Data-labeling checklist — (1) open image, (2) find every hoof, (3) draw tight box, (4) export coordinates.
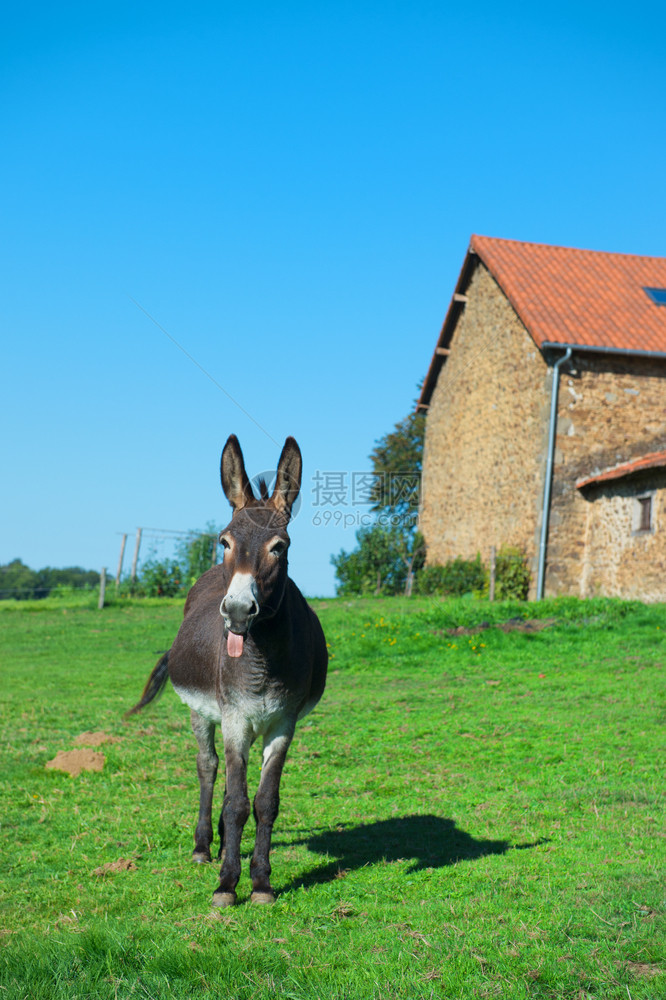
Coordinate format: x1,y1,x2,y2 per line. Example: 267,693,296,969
212,891,236,908
192,850,212,864
250,890,275,905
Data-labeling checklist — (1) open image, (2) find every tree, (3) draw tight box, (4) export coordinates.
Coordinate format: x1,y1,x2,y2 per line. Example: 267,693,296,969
0,559,38,599
368,409,425,518
331,523,407,596
175,522,220,589
0,559,100,600
331,398,426,596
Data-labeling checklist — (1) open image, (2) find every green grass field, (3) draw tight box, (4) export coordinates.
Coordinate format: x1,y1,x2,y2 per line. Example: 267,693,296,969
0,594,664,999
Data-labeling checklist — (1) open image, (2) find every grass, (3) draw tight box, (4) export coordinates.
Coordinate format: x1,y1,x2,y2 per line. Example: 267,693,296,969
0,593,664,998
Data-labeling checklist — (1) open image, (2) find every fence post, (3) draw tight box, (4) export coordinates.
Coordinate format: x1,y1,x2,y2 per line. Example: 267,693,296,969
131,528,142,582
115,533,127,587
489,546,496,602
98,568,107,610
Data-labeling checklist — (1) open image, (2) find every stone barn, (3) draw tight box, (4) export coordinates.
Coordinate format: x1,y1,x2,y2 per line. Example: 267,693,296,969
417,235,666,601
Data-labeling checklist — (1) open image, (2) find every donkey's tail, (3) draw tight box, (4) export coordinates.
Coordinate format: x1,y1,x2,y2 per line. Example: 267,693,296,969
124,651,170,718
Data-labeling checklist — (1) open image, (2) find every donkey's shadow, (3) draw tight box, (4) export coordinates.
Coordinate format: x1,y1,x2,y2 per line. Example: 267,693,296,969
276,814,543,890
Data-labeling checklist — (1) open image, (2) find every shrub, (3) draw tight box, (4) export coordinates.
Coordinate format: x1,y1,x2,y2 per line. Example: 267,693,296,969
495,546,530,600
332,524,402,596
416,555,485,596
138,558,182,598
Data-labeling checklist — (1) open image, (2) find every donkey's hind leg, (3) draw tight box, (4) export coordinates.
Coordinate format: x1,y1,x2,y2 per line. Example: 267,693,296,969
190,710,218,863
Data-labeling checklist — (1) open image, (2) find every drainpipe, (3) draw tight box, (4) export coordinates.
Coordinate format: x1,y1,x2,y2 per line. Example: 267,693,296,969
536,347,572,600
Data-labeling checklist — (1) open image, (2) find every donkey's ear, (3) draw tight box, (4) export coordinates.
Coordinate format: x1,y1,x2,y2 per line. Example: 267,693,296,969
221,435,254,511
271,437,302,520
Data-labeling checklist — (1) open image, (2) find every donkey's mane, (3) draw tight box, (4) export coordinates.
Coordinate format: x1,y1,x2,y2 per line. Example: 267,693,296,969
257,477,270,501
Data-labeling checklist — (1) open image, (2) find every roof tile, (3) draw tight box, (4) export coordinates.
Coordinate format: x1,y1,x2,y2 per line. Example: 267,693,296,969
576,449,666,488
471,235,666,353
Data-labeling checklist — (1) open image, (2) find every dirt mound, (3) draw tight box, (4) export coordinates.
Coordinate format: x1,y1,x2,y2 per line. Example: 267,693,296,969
442,617,558,637
92,858,138,876
496,617,557,634
45,749,105,777
74,731,119,747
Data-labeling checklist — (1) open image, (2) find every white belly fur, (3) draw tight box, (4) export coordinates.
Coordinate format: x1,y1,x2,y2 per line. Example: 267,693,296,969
172,682,294,741
173,683,221,723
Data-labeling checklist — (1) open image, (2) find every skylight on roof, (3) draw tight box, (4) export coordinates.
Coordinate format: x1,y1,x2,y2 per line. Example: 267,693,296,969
643,287,666,306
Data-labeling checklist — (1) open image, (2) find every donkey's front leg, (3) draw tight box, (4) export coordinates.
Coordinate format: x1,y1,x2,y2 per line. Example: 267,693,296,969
212,730,251,908
190,710,218,863
250,725,294,904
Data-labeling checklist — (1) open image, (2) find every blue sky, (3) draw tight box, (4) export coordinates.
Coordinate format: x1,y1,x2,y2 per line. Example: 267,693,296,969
3,1,666,596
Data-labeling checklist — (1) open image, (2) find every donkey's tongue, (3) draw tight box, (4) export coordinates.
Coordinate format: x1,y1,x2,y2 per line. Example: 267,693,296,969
227,631,244,658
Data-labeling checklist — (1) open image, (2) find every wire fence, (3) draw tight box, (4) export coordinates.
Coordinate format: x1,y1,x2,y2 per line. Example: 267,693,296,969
0,527,221,601
0,583,100,600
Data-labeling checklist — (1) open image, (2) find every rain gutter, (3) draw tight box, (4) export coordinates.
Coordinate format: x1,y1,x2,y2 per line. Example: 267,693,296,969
536,347,572,600
541,341,666,361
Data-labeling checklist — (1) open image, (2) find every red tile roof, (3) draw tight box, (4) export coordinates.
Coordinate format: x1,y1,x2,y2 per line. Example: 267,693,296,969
471,235,666,355
576,449,666,489
418,236,666,409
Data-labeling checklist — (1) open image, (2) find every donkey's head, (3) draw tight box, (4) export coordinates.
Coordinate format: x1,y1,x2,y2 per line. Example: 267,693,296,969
218,435,302,657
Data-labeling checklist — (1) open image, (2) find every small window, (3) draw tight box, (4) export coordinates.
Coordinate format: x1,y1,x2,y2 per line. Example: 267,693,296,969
634,494,654,533
643,287,666,306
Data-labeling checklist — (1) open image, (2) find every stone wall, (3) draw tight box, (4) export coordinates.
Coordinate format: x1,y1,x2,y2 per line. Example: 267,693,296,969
547,354,666,599
577,472,666,600
420,261,549,588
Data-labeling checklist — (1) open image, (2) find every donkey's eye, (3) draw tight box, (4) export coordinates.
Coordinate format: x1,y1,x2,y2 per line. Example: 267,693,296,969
220,535,232,550
270,541,286,557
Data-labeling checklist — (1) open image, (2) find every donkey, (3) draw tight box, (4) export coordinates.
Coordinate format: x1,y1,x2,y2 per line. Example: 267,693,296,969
126,435,327,907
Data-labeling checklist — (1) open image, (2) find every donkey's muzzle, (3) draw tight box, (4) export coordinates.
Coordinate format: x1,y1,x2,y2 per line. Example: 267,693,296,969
220,573,260,645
